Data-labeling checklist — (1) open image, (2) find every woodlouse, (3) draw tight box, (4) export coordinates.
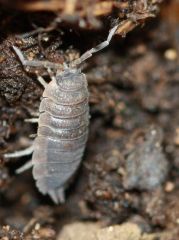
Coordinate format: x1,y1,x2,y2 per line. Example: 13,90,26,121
5,24,119,203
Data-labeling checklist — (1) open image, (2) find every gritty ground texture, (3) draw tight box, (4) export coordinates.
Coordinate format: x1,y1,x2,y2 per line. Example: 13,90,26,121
0,0,179,239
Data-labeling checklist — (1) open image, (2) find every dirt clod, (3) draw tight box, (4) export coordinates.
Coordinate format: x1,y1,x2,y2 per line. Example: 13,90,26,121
124,126,168,190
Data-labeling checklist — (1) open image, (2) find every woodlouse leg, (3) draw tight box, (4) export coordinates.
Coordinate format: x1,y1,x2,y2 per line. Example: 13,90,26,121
4,145,34,158
27,110,40,117
16,160,33,174
37,75,48,88
29,134,37,138
37,67,58,89
12,46,63,70
25,118,39,123
47,68,56,82
70,23,119,67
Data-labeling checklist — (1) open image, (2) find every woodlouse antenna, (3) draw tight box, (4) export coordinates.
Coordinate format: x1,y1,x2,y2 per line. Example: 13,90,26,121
70,23,119,68
12,46,64,70
13,22,119,72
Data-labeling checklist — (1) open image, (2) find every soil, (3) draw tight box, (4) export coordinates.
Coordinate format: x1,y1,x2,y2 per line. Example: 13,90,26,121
0,0,179,239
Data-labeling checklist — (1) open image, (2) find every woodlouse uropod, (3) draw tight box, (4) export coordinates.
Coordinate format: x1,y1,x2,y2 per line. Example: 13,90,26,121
4,23,119,203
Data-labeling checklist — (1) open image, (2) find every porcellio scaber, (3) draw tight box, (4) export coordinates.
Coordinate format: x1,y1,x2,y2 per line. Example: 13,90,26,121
5,24,119,203
33,70,89,203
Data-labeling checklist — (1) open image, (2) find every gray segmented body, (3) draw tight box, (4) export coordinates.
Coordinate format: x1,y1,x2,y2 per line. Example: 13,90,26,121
32,70,89,203
5,23,119,203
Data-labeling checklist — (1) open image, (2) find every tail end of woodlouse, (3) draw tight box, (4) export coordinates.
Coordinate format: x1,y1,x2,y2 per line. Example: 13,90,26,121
48,188,65,204
35,178,65,204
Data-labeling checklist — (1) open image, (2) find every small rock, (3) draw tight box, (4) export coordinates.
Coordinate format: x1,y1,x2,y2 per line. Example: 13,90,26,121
57,222,141,240
124,126,168,190
57,222,99,240
96,223,141,240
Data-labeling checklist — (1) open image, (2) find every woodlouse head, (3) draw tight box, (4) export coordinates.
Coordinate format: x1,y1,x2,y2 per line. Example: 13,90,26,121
56,69,87,91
